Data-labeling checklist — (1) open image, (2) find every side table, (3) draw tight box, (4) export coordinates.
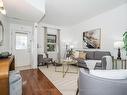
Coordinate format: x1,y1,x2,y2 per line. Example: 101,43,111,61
113,59,126,69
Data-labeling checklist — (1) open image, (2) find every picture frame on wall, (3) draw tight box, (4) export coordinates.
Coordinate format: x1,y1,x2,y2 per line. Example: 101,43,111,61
83,28,101,49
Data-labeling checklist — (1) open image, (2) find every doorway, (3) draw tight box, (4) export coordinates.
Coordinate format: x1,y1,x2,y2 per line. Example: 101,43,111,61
11,26,32,67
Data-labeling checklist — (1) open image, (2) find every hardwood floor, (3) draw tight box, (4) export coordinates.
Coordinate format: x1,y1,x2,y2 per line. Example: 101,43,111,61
20,69,62,95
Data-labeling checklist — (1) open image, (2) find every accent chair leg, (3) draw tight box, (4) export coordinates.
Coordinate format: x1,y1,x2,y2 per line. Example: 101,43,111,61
76,88,79,95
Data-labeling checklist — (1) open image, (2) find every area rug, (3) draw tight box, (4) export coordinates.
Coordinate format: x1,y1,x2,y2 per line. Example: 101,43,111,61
39,65,79,95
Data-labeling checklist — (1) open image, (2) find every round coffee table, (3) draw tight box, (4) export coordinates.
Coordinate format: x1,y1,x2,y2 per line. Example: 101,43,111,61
55,59,78,78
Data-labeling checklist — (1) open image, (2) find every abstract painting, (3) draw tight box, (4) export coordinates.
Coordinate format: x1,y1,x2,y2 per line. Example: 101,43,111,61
83,28,101,49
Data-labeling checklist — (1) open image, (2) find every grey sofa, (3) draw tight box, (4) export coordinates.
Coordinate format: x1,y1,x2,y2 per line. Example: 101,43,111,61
76,51,111,68
79,68,127,95
85,51,111,60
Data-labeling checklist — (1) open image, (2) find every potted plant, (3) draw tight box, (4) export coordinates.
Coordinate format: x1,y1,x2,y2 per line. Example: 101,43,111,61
123,31,127,55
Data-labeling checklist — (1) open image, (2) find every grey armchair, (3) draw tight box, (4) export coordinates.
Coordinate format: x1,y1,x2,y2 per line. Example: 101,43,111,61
38,54,53,68
79,68,127,95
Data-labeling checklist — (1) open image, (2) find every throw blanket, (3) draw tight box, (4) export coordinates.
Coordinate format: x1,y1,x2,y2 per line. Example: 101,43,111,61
84,60,101,70
104,56,112,70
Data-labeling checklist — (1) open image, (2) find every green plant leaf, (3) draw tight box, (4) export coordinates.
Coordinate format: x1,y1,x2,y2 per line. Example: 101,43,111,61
123,31,127,55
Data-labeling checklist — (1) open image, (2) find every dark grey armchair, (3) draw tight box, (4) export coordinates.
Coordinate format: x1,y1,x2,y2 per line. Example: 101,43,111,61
38,54,53,68
79,68,127,95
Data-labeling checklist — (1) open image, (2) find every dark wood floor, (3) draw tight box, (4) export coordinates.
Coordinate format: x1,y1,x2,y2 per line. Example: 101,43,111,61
20,69,62,95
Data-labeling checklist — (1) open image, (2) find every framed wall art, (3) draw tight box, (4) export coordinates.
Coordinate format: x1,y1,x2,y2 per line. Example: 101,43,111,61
83,28,101,49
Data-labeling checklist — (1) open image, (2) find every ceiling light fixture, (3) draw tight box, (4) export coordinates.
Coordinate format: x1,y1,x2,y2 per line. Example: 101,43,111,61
0,0,6,15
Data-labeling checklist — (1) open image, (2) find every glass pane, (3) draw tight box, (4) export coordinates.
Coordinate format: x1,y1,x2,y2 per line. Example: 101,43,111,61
16,33,28,50
47,44,56,52
47,34,56,43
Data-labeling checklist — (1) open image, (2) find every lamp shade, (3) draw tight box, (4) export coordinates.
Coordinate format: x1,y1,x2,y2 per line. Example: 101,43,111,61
114,41,124,49
70,45,74,49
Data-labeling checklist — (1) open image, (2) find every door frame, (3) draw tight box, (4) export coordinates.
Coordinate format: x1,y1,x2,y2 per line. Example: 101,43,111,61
10,24,32,67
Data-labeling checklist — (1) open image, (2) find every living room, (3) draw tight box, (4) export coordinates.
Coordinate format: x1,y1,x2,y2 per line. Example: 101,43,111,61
0,0,127,95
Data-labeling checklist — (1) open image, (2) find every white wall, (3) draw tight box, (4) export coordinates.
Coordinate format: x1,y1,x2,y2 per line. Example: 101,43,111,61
65,3,127,59
60,27,80,58
37,3,127,60
37,27,44,54
0,14,10,52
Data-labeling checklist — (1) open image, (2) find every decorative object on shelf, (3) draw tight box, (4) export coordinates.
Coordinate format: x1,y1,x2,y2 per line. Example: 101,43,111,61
123,31,127,55
83,28,101,49
114,41,124,59
0,52,11,58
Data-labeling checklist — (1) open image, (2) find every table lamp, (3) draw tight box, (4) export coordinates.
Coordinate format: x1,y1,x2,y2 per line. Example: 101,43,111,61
114,41,124,59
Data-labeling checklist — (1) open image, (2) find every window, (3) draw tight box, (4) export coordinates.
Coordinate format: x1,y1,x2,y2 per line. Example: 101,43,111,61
16,33,28,50
47,34,56,52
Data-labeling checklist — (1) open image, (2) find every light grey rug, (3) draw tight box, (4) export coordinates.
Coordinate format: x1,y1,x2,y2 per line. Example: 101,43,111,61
39,65,79,95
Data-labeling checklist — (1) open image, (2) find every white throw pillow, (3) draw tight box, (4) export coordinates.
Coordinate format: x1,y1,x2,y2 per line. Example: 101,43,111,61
90,70,127,79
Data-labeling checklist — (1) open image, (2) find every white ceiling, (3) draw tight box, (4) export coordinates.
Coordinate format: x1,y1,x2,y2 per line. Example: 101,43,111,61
43,0,127,26
2,0,127,26
3,0,45,22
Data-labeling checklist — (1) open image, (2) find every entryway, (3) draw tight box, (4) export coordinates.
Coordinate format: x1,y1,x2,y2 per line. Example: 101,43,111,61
11,24,32,67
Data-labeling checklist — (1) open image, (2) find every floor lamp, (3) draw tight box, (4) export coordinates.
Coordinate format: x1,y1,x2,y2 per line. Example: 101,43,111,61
114,41,124,59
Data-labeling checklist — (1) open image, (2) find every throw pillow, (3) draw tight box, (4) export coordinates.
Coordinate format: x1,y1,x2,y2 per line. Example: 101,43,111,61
73,51,79,58
79,52,86,60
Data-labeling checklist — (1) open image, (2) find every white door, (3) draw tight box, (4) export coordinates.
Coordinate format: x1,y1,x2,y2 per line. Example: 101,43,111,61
12,31,32,67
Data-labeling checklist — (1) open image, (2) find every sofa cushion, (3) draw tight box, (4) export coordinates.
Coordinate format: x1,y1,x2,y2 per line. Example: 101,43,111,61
85,51,94,60
94,51,111,60
90,70,127,79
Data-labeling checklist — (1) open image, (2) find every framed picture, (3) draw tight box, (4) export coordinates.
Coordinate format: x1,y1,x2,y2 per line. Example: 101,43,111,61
83,28,101,49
